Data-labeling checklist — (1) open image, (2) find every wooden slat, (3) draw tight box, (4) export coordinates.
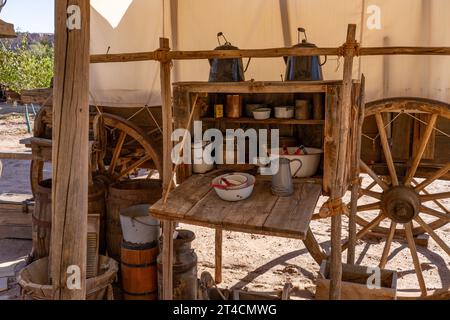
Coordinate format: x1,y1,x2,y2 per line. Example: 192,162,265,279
0,152,33,161
404,113,438,185
264,183,322,238
151,170,226,220
173,81,332,94
413,114,436,161
90,46,450,65
391,114,413,161
220,182,279,233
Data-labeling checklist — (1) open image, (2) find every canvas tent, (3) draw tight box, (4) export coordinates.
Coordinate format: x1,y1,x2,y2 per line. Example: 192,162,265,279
89,0,450,108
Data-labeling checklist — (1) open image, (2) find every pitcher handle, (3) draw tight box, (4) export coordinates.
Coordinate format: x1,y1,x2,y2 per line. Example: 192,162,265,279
290,159,303,177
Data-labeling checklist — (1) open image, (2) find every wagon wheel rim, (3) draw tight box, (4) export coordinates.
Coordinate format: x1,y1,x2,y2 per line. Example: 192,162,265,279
93,113,163,183
348,98,450,298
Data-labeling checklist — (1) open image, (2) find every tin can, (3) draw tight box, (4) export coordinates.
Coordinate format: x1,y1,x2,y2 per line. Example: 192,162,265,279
226,95,242,118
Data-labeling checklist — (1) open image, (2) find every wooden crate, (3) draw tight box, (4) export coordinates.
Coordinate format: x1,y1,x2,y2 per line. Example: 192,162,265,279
316,261,397,300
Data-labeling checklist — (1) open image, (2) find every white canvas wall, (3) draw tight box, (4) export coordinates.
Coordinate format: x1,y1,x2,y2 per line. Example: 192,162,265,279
89,0,450,107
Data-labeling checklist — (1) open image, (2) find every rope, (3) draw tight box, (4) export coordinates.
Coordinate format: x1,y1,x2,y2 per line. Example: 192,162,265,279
406,113,450,139
319,198,349,218
338,41,361,57
362,111,450,143
361,112,403,143
145,106,163,134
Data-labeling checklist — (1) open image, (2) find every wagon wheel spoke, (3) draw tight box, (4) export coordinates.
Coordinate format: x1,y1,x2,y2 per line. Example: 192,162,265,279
108,131,127,175
358,180,378,200
356,201,381,212
359,160,389,191
342,213,384,251
420,205,450,222
420,192,450,202
404,114,439,186
412,178,450,214
415,216,450,256
415,163,450,192
117,154,153,180
379,221,397,269
359,188,382,200
405,223,428,297
375,113,399,186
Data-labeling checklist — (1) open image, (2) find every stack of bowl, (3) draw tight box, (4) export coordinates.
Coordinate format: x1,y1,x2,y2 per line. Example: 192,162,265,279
211,173,256,202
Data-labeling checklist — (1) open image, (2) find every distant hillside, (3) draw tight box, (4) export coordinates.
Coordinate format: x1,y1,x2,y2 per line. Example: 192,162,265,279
1,32,54,49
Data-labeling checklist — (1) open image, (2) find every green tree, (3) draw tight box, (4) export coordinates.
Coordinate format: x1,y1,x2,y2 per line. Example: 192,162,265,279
0,34,54,94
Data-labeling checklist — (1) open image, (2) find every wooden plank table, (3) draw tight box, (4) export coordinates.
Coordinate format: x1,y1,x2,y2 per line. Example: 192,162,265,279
150,169,322,240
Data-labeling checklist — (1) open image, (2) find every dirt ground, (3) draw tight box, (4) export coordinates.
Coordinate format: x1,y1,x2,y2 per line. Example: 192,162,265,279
0,104,448,299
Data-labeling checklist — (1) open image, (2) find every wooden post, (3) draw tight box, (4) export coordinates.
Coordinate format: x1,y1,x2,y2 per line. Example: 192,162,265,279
347,75,366,265
329,24,357,300
215,229,223,284
159,37,175,300
50,0,90,300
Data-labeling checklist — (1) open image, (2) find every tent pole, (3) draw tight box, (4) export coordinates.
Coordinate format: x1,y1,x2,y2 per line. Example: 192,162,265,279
51,0,90,300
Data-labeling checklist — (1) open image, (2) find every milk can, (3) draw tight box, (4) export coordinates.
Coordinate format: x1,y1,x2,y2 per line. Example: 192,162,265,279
157,230,198,300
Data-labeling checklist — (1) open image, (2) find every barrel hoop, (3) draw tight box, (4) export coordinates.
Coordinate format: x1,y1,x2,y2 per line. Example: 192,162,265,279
121,261,157,268
122,289,157,297
121,241,158,251
32,215,51,229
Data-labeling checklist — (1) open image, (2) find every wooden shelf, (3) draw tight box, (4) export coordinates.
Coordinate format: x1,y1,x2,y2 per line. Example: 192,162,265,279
173,80,343,93
201,117,325,125
150,169,322,240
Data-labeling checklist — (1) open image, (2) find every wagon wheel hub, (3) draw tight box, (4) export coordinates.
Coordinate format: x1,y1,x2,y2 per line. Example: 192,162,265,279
381,186,420,224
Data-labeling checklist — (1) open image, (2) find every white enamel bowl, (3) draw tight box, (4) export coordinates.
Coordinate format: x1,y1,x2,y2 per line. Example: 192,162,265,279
212,173,256,202
271,147,323,178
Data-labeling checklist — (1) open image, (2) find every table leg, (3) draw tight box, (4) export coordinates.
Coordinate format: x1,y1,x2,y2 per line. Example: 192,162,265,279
215,228,223,284
302,227,326,265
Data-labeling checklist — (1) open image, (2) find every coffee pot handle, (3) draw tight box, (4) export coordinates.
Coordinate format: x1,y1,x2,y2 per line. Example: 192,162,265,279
289,159,303,177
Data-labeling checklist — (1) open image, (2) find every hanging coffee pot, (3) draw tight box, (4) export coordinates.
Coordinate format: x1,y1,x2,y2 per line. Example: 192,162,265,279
284,28,327,81
209,32,247,82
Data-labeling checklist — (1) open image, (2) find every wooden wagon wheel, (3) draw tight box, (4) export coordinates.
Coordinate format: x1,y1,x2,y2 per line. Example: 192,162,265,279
347,97,450,298
93,113,163,183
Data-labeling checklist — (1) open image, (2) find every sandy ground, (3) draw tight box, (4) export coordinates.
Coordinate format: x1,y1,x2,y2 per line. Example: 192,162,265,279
0,104,448,299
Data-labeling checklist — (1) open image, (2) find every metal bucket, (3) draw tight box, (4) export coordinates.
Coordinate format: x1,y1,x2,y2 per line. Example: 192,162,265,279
120,204,160,245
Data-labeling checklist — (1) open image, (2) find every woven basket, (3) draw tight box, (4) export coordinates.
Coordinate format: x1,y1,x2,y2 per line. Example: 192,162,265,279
17,255,118,300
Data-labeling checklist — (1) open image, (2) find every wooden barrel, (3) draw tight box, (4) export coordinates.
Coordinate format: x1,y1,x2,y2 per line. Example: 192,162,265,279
31,178,106,261
106,179,162,261
121,242,158,300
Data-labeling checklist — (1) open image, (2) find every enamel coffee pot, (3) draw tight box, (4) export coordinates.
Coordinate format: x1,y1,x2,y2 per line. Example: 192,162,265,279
271,158,303,197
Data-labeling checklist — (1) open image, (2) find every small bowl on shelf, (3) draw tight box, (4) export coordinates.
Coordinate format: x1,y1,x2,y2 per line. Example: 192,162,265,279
274,106,294,119
245,104,265,117
253,108,272,120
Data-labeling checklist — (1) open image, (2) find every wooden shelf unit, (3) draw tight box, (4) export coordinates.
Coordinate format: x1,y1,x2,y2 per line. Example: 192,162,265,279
172,80,362,197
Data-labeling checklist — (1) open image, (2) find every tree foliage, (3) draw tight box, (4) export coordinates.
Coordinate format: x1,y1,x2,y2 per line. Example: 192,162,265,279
0,34,54,93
